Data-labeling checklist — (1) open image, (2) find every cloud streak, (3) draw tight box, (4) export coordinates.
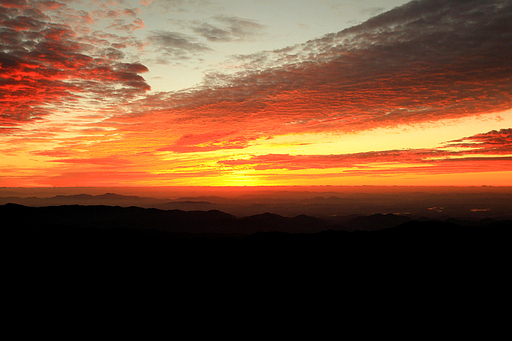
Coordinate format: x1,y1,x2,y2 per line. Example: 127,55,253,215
218,128,512,175
147,30,211,61
191,15,266,42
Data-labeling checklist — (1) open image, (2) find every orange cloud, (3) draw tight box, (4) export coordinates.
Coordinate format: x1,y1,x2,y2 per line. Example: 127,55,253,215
0,0,150,128
2,0,512,187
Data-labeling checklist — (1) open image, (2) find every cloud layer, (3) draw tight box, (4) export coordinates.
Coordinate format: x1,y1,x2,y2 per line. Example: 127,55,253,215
1,0,511,186
147,30,211,61
0,0,150,129
131,0,512,155
191,15,266,42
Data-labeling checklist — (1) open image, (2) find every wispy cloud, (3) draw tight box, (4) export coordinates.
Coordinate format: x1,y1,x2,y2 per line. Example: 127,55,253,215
158,130,258,153
445,129,512,155
107,17,145,32
218,129,512,175
191,15,266,42
147,30,212,61
147,0,214,13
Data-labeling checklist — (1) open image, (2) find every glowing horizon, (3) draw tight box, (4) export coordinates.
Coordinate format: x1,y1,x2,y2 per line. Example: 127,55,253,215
1,0,511,187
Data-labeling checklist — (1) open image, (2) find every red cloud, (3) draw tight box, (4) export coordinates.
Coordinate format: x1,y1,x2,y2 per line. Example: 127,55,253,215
158,131,258,153
0,1,150,128
445,129,512,154
49,156,132,166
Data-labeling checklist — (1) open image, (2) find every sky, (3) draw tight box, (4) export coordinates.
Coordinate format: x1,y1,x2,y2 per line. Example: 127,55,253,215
1,0,512,187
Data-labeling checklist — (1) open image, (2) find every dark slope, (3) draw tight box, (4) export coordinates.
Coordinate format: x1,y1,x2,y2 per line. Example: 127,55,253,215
4,203,510,258
4,203,511,236
0,193,168,207
3,203,238,234
4,203,510,314
343,213,414,231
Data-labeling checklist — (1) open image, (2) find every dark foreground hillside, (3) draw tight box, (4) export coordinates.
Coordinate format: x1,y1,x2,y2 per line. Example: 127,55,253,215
4,203,511,268
3,203,511,324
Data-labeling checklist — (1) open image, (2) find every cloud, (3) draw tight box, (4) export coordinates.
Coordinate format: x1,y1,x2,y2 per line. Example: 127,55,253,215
445,128,512,155
89,30,147,50
158,130,257,153
0,0,150,128
107,17,145,32
49,156,131,166
191,15,266,42
147,30,212,61
135,0,512,139
145,0,213,13
218,150,439,171
217,128,512,175
3,0,512,186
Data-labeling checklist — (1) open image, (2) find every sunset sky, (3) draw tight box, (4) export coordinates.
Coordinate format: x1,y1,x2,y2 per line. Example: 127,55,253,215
1,0,511,187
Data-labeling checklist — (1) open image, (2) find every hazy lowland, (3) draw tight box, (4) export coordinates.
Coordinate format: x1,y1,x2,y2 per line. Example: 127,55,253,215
3,186,511,244
2,186,512,221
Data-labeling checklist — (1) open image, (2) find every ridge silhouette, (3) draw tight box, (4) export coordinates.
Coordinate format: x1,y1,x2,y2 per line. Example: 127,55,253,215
4,202,510,309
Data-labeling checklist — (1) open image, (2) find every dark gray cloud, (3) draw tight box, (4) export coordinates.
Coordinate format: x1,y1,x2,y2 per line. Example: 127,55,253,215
144,0,214,13
147,30,212,61
144,0,512,135
191,22,232,42
446,129,512,154
191,15,265,42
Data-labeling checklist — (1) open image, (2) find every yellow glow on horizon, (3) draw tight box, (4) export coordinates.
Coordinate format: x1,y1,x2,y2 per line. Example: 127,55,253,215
240,110,512,156
246,170,512,187
2,108,511,188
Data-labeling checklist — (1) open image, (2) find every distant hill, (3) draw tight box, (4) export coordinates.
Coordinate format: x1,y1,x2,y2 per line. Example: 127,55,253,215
3,189,512,219
0,193,168,207
343,213,414,231
2,203,239,234
3,203,511,235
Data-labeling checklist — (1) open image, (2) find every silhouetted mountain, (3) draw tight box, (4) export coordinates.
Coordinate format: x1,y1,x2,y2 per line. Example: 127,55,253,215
4,203,511,299
4,202,510,238
0,193,168,207
344,213,414,231
2,203,239,234
3,187,512,219
155,200,217,211
235,212,336,234
3,204,341,236
3,188,511,314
